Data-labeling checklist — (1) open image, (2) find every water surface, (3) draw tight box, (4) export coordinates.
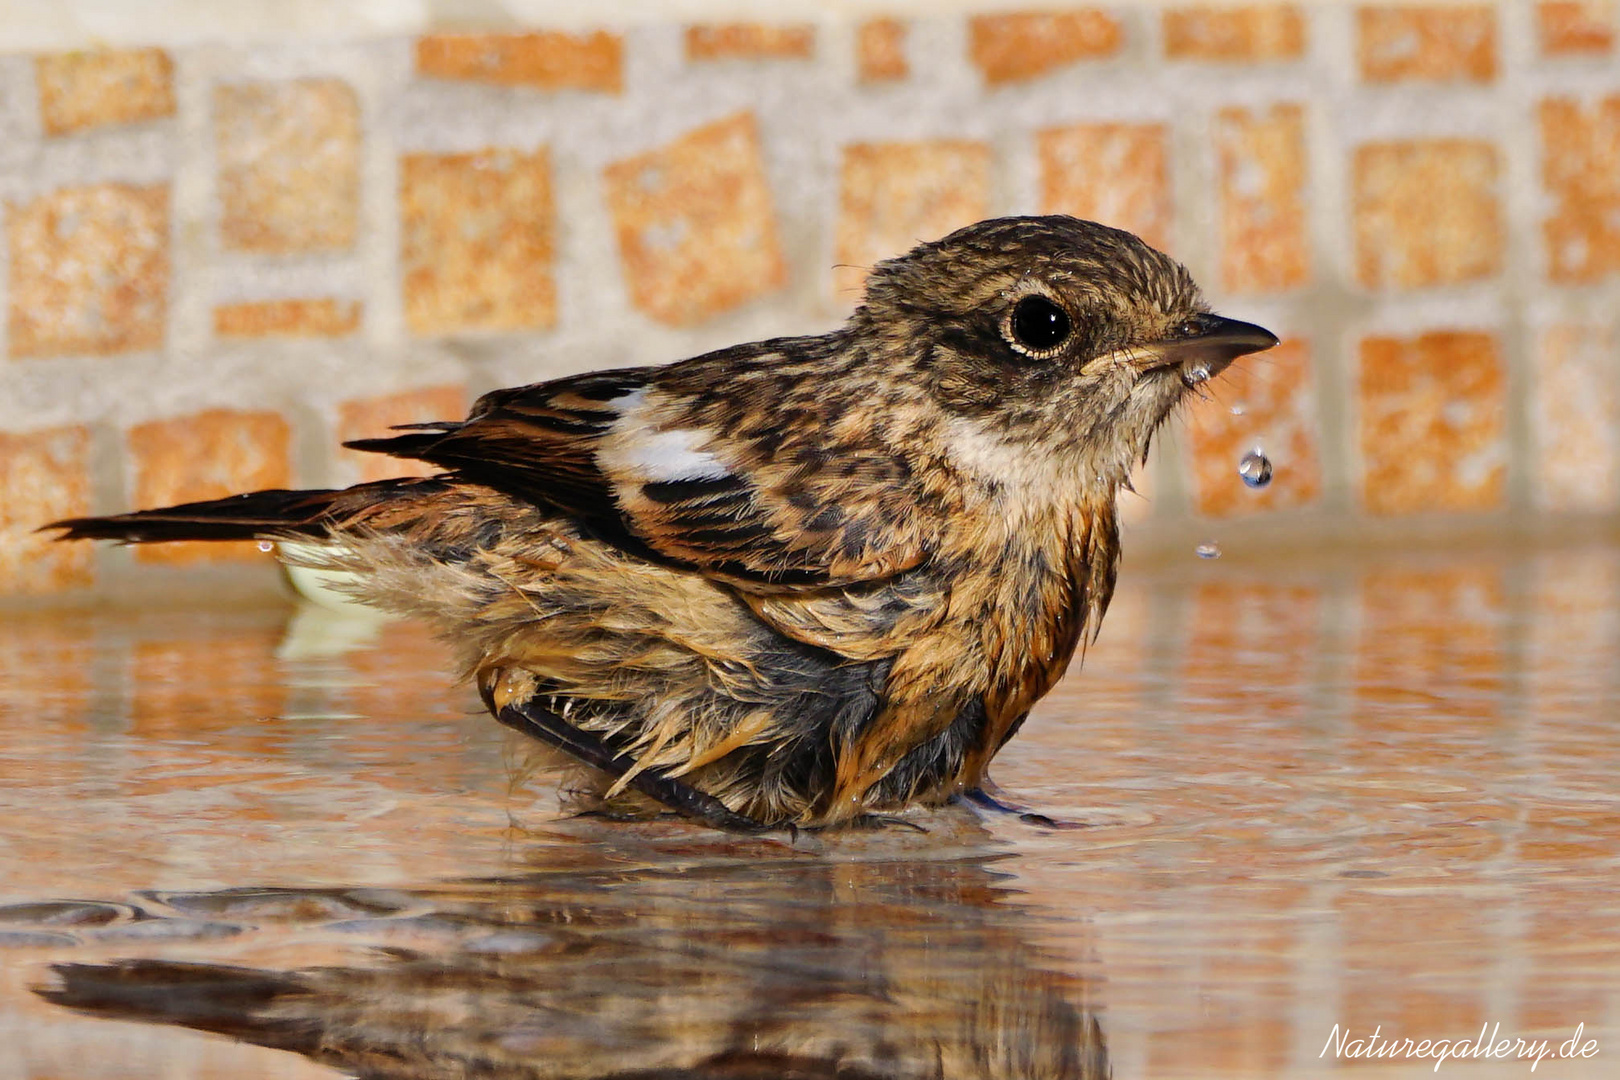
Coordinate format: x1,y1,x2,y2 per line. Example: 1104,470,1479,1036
2,542,1616,1078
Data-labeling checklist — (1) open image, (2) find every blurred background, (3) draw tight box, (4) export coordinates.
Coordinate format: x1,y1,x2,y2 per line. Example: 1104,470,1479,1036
1,0,1617,603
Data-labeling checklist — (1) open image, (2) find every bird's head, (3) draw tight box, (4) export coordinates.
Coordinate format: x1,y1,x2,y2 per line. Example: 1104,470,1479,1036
854,215,1278,494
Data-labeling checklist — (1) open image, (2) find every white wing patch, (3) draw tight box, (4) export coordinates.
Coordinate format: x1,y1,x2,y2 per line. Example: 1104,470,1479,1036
597,387,735,484
604,385,648,413
609,428,731,481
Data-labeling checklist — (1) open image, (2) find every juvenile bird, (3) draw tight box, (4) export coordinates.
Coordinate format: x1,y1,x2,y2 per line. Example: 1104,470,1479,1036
49,216,1277,831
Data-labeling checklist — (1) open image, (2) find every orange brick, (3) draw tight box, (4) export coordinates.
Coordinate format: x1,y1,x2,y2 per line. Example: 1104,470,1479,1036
1358,5,1497,82
1538,1,1616,55
1356,331,1506,515
401,148,556,336
834,140,992,300
685,24,816,61
216,79,361,255
1533,326,1618,512
0,614,94,727
1353,140,1502,289
131,629,285,740
603,113,786,327
969,11,1123,85
1163,5,1306,61
6,183,169,358
1186,340,1320,517
1353,564,1506,721
1541,96,1620,284
337,385,468,483
1038,123,1171,253
1184,581,1321,726
128,409,291,565
0,426,92,594
415,31,624,91
214,298,361,339
1350,558,1508,808
34,48,175,135
1216,104,1309,293
857,18,909,81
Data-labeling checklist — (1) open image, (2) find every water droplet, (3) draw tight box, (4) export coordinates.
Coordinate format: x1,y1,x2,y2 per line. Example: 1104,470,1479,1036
1230,401,1247,416
1195,541,1222,560
257,540,274,553
1238,449,1273,489
1185,363,1212,385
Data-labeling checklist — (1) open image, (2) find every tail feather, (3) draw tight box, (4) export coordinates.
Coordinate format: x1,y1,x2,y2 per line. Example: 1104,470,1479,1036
341,431,448,461
44,488,343,545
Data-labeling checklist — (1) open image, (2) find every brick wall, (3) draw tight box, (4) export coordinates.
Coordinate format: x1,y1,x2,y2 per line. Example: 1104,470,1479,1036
2,2,1618,601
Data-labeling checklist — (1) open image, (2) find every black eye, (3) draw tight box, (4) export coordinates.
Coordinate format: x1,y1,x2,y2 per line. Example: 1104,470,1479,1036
1009,295,1071,354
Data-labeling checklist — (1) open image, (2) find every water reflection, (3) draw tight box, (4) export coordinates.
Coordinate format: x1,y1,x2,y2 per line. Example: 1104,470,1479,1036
37,838,1109,1079
7,541,1620,1077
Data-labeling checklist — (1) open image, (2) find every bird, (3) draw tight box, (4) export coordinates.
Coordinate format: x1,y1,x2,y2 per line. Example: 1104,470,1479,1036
47,215,1278,832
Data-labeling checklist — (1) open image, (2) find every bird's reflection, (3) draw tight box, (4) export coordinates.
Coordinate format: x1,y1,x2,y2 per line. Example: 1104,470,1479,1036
36,827,1108,1079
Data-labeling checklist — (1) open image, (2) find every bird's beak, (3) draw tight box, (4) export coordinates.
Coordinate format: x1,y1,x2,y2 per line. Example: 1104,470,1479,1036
1144,314,1280,384
1082,315,1280,381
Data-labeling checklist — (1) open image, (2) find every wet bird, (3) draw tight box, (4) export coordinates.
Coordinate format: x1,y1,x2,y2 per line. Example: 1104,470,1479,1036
48,216,1277,831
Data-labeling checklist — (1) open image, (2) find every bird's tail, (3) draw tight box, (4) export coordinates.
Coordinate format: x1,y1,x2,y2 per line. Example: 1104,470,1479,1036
45,488,342,545
42,478,452,547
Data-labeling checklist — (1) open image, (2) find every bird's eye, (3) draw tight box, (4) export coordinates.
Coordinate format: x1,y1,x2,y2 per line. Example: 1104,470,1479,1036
1008,295,1072,355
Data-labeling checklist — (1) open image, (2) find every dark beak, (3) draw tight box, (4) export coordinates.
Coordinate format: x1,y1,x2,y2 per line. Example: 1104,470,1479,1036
1150,314,1279,383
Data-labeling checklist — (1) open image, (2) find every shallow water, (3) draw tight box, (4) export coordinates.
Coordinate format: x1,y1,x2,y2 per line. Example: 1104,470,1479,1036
1,541,1617,1078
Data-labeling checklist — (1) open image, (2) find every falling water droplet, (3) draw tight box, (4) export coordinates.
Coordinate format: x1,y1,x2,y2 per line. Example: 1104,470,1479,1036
1230,401,1247,416
1195,541,1221,560
1238,449,1273,489
257,540,274,553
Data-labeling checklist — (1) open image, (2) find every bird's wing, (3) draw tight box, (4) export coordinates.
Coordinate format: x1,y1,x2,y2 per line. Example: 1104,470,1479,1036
344,368,928,592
